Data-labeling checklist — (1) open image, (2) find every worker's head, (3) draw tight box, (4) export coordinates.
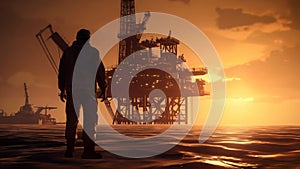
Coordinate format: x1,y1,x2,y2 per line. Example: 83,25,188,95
76,29,90,42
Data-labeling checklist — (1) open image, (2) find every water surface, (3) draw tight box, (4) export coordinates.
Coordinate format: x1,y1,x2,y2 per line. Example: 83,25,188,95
0,124,299,169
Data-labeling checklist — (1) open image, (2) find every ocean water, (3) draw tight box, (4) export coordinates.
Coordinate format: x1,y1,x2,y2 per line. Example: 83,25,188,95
0,124,299,169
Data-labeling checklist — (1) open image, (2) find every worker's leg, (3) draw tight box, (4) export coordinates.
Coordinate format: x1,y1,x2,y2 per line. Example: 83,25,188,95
82,130,95,152
65,92,79,157
81,92,101,159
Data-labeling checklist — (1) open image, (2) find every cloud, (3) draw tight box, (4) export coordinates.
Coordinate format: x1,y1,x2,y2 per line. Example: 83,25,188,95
227,97,254,103
225,44,300,102
286,0,300,29
6,72,36,87
0,3,80,81
223,77,241,82
254,96,286,103
0,5,48,77
216,8,276,29
6,72,51,89
168,0,190,4
245,30,300,46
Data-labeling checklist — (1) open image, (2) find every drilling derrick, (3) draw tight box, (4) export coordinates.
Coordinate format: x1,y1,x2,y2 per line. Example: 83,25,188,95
118,0,136,63
118,0,150,63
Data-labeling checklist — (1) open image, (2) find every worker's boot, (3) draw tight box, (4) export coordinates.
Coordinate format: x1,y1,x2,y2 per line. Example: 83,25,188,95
81,150,102,159
81,132,102,159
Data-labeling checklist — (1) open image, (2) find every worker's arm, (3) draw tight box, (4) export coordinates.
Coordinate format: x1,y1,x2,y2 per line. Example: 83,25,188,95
58,53,66,102
96,61,107,101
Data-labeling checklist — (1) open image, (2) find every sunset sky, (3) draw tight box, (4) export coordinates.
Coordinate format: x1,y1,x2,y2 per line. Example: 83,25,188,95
0,0,299,125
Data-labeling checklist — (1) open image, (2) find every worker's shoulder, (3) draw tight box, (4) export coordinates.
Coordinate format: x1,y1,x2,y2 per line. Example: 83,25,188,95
63,43,99,57
86,45,99,54
63,46,76,55
81,46,99,58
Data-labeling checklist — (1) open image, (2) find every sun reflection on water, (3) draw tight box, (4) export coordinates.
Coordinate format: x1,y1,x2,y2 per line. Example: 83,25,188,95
180,151,259,168
215,140,268,145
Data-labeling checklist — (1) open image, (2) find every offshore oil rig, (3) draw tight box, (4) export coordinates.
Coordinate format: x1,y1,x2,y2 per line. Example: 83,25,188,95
36,0,208,125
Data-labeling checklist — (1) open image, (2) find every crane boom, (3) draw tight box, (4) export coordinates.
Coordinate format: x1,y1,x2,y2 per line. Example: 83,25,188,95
36,24,69,75
136,11,151,41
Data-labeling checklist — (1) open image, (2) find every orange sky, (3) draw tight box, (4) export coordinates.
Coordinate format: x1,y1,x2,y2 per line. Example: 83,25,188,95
0,0,299,125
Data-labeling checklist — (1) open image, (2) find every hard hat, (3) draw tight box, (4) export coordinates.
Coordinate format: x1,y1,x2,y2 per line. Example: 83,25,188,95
76,29,90,41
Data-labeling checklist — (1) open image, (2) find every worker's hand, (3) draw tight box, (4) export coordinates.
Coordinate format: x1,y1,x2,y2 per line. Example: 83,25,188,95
100,87,106,102
59,92,65,103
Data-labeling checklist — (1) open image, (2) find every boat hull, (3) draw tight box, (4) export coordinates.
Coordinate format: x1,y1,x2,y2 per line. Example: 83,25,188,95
0,116,55,125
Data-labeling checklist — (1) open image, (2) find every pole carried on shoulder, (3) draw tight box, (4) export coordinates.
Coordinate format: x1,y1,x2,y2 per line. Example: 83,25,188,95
36,24,69,75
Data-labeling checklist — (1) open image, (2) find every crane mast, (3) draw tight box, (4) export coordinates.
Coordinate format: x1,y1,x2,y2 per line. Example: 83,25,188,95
24,83,29,106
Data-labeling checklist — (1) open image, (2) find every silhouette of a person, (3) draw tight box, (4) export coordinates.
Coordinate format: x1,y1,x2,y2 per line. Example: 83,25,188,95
58,29,106,159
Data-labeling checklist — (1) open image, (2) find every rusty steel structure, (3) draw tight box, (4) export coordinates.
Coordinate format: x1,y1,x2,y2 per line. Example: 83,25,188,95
106,0,208,124
36,0,209,125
